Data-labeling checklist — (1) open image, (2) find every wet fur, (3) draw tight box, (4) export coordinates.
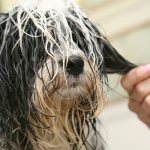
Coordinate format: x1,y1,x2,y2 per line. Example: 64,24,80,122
0,2,135,150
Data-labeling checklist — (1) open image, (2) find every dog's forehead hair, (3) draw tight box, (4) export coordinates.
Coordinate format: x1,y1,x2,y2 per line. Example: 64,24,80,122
0,3,104,64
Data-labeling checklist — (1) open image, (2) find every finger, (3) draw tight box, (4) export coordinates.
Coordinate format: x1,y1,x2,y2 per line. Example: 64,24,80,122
121,64,150,93
140,95,150,116
128,99,140,113
138,111,150,128
130,77,150,102
137,95,150,128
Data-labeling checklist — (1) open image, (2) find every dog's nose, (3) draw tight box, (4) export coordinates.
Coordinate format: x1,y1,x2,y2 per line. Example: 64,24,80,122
66,55,84,76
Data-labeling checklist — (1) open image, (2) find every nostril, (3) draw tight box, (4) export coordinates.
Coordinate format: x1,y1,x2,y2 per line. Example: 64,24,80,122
66,55,84,76
67,56,84,68
59,59,63,67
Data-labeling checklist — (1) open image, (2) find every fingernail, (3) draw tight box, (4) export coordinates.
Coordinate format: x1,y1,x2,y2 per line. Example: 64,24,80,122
144,64,150,73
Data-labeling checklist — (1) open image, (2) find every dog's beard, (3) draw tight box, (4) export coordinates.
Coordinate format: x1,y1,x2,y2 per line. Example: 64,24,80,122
28,56,104,149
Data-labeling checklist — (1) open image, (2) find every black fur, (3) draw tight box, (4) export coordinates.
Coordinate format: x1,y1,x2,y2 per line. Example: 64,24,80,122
0,7,135,150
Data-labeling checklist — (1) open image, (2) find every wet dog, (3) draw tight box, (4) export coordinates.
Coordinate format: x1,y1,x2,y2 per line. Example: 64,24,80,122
0,0,135,149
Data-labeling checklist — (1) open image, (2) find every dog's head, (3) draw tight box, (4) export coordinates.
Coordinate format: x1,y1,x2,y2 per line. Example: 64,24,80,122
0,0,135,149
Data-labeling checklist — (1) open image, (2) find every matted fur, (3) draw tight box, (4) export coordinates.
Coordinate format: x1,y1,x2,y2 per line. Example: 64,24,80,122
0,0,136,149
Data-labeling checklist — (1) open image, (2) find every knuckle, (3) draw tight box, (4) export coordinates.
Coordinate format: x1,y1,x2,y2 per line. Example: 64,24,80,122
128,100,140,113
134,84,144,95
128,102,132,111
138,112,150,127
138,112,145,122
133,69,141,78
138,113,145,122
128,101,135,112
121,76,129,91
143,95,150,108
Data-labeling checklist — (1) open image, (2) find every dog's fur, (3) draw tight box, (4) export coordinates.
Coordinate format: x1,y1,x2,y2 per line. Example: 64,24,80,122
0,0,136,149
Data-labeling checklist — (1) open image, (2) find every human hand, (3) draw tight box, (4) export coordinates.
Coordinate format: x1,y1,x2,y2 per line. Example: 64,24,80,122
121,64,150,127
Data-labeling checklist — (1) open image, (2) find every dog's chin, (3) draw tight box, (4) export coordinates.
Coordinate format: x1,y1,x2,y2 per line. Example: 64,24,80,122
54,84,87,100
69,81,79,88
54,74,94,99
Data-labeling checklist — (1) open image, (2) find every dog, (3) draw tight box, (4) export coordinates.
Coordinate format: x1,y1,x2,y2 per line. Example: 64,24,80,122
0,0,136,149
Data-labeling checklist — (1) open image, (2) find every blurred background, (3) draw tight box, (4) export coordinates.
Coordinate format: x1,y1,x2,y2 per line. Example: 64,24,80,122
0,0,150,150
77,1,150,150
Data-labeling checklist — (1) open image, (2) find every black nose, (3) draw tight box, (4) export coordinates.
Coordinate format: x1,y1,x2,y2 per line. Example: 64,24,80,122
65,55,84,76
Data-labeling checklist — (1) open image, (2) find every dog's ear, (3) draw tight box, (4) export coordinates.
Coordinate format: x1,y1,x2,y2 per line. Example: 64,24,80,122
78,17,136,75
0,14,6,46
102,39,136,74
0,12,39,148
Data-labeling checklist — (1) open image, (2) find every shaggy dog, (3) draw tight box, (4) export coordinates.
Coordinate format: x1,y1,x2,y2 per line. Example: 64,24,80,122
0,0,135,149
